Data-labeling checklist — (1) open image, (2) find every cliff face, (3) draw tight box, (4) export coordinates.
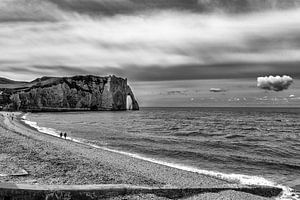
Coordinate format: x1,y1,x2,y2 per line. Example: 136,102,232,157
0,75,139,111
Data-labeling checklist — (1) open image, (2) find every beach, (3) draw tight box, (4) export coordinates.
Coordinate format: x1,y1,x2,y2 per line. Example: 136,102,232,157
0,112,281,199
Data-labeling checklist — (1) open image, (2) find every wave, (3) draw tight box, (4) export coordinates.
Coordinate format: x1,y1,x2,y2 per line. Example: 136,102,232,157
21,113,82,144
20,113,299,200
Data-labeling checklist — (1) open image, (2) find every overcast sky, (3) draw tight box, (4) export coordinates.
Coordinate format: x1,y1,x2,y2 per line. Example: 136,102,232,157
1,0,300,106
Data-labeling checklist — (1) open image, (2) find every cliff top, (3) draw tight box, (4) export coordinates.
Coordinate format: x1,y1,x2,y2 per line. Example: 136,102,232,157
0,75,121,91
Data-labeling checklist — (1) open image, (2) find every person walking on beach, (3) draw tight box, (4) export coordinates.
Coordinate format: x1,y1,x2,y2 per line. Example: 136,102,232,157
64,132,67,139
60,132,63,138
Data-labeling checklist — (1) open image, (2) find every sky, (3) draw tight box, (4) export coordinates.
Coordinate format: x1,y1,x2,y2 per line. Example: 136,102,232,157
1,0,300,107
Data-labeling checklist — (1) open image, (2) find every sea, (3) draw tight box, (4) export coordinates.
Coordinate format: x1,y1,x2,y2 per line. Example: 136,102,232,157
22,107,300,199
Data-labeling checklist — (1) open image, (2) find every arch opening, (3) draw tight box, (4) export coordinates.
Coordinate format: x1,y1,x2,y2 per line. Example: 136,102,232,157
126,95,133,110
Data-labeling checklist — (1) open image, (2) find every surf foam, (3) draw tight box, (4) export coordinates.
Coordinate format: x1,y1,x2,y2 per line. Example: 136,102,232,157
20,113,299,200
21,113,82,143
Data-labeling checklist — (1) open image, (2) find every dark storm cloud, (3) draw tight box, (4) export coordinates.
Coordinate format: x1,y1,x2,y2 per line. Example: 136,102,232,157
45,0,300,15
44,0,200,16
6,61,300,82
46,0,198,15
46,0,135,15
2,1,300,81
1,0,300,24
120,62,300,81
3,0,300,23
0,0,65,23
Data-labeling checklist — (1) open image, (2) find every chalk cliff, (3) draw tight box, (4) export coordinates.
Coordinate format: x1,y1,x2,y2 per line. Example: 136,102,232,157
0,75,139,111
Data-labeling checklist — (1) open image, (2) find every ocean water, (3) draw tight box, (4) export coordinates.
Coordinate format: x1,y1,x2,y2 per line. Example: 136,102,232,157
23,107,300,199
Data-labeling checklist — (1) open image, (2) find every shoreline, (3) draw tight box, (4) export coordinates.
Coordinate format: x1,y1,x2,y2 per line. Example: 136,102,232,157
0,111,284,199
19,113,276,186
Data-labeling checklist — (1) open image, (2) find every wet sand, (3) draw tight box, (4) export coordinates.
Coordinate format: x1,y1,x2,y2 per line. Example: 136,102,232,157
0,112,279,199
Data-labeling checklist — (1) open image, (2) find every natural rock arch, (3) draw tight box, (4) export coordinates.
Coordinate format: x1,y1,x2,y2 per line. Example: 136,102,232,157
126,95,133,110
126,85,139,110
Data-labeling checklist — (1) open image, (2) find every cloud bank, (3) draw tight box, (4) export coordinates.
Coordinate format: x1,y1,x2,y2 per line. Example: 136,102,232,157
1,0,300,81
257,75,293,91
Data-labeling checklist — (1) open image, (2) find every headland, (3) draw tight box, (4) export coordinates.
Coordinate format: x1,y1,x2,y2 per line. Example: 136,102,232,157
0,75,139,112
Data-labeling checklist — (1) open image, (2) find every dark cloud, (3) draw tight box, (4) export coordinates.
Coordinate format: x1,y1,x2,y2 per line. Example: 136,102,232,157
4,61,300,82
200,0,300,13
1,0,300,23
2,0,300,82
0,0,63,23
46,0,135,15
46,0,199,15
116,62,300,81
46,0,300,15
44,0,203,16
2,0,294,20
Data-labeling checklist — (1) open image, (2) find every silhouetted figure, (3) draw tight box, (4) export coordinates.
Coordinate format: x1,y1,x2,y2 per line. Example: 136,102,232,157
60,132,63,138
64,132,67,139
